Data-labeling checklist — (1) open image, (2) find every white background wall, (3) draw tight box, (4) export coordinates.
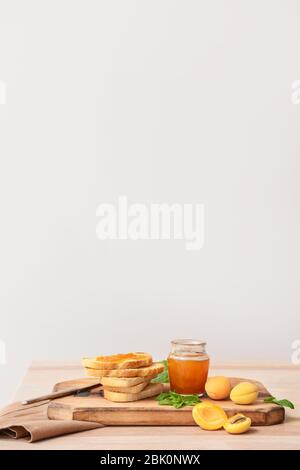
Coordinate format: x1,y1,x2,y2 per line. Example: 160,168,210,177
1,0,300,406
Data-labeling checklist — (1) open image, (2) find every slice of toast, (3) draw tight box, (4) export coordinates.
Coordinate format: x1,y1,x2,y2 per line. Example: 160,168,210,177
103,382,164,402
103,380,150,394
101,376,150,387
85,362,164,378
82,352,152,370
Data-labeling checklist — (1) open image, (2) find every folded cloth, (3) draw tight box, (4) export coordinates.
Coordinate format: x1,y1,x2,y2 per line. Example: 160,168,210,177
0,400,103,442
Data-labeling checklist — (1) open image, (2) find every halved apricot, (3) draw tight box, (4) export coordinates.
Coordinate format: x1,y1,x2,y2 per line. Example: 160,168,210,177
223,413,251,434
192,402,228,430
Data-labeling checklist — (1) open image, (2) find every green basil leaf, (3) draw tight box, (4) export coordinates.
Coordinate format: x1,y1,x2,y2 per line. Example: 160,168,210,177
156,391,201,409
264,396,295,409
263,396,275,402
152,360,169,383
273,399,295,409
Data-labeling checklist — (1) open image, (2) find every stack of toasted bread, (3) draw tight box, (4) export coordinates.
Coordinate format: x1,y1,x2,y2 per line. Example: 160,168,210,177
82,353,164,402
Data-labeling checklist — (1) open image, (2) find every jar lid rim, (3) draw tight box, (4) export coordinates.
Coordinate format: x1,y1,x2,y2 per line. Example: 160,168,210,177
171,339,206,346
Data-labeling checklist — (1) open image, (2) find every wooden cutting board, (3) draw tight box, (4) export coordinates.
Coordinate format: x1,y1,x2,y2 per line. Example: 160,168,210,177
47,377,285,426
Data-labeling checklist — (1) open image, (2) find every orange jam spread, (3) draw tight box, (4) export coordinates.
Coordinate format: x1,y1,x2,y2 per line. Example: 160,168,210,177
168,354,209,395
95,353,147,362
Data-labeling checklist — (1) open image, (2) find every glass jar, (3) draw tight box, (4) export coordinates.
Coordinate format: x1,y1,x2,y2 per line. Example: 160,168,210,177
168,339,210,395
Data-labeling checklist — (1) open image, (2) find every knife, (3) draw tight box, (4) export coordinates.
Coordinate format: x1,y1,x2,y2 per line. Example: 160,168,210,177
21,381,101,405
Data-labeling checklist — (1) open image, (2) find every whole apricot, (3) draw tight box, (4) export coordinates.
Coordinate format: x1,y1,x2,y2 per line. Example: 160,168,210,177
230,381,258,405
205,376,231,400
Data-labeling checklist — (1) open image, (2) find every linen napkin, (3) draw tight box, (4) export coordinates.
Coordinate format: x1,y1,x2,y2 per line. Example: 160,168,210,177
0,400,103,442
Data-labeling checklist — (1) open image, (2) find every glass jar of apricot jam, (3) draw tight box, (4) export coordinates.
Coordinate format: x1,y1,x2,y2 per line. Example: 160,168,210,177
168,339,210,395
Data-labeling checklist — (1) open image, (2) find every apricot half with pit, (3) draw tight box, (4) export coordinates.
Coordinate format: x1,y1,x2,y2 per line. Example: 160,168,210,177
230,381,258,405
192,402,228,430
223,413,251,434
205,376,231,400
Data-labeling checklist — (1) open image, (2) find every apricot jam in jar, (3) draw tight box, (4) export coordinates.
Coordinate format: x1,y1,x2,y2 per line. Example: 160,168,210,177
168,339,210,395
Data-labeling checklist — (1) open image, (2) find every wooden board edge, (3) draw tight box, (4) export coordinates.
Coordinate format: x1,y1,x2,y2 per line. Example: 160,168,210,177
225,405,285,426
72,408,196,426
48,401,285,427
47,401,75,421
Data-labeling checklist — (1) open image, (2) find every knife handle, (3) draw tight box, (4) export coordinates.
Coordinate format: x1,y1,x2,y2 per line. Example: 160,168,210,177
22,382,100,405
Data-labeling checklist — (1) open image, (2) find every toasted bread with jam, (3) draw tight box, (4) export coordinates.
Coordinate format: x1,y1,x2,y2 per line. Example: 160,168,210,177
82,352,152,370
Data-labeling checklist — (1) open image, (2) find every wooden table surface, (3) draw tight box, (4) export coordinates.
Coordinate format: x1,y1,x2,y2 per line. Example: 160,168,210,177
1,361,300,450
